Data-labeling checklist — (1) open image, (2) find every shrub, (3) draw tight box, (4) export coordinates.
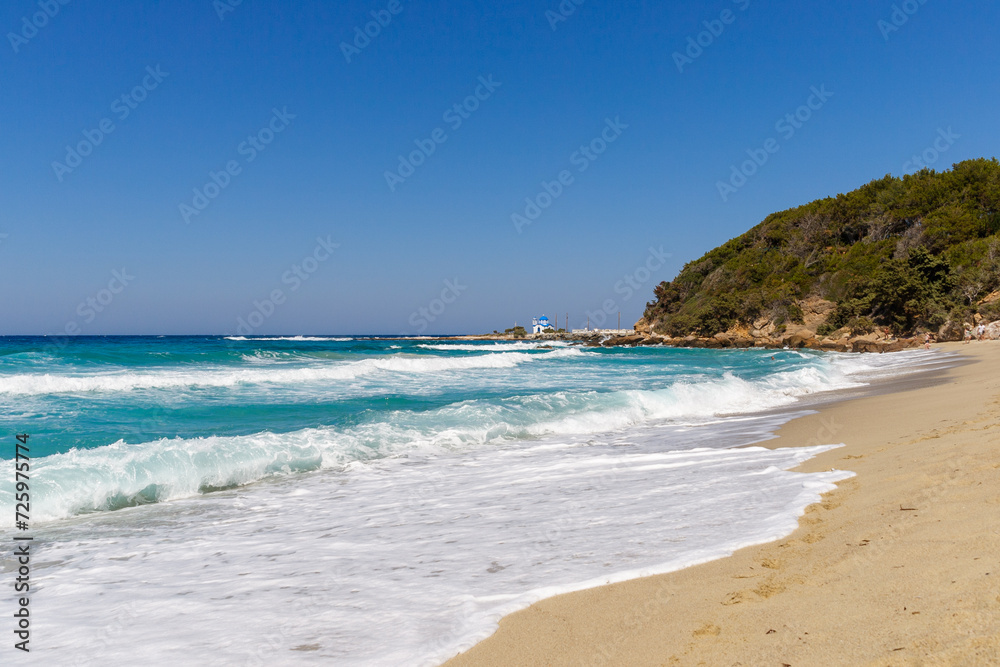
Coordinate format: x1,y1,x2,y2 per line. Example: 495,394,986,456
846,316,875,335
816,323,837,337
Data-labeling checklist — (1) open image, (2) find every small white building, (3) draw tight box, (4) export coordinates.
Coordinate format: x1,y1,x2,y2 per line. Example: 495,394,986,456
532,315,552,334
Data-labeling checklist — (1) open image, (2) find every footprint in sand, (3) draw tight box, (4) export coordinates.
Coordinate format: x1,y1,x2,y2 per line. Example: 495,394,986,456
753,580,786,598
722,591,750,605
692,623,721,637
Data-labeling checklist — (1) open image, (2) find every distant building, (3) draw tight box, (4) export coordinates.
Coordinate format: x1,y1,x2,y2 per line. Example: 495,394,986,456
532,315,552,334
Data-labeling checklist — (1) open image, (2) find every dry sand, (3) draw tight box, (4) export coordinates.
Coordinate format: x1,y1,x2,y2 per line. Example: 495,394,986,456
446,342,1000,666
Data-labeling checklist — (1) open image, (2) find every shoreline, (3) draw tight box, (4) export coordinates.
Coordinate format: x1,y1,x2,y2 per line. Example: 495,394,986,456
445,342,1000,665
415,328,928,353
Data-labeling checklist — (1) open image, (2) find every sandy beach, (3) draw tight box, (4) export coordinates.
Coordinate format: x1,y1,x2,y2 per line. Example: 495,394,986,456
447,342,1000,666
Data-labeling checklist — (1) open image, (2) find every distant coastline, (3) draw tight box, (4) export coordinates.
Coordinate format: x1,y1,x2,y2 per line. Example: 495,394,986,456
420,328,926,352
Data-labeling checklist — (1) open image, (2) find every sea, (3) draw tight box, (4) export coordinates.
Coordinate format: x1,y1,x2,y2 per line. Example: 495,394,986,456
0,335,954,665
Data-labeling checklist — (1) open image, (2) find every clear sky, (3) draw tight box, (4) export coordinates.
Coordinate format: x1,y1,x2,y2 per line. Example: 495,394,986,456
1,0,998,335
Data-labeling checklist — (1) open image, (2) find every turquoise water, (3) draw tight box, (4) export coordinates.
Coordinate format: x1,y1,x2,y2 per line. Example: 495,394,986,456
0,336,951,664
1,335,846,458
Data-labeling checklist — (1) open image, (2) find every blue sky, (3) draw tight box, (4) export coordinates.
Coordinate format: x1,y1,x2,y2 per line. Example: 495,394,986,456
1,0,998,335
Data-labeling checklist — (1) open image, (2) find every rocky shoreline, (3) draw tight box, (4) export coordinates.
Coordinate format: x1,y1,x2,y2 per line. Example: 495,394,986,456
437,329,924,352
440,299,1000,352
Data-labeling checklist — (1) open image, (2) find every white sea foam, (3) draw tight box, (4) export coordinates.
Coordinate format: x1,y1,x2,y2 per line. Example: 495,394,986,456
16,432,324,522
0,349,585,396
417,341,571,351
225,336,353,341
240,349,299,363
8,435,851,666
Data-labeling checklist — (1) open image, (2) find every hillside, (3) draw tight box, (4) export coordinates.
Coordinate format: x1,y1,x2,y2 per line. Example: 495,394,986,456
640,158,1000,343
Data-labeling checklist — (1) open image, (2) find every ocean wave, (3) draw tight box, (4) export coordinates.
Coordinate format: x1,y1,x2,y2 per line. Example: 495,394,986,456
0,349,953,525
0,356,865,525
0,349,586,396
224,336,353,342
3,431,326,522
240,350,297,363
417,341,571,351
521,365,858,436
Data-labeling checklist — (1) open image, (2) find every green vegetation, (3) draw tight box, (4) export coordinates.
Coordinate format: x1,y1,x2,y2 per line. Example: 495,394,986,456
504,325,527,338
643,159,1000,337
